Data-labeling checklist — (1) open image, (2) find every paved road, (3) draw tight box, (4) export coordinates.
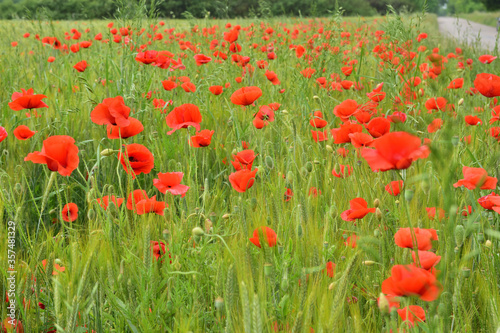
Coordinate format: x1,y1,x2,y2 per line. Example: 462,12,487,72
438,17,499,51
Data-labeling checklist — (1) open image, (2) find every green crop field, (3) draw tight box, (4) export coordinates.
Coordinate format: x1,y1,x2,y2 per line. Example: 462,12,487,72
1,9,500,333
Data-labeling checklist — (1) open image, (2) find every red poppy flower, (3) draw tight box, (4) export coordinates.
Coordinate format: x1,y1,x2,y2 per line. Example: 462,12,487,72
478,192,500,210
8,88,48,111
150,241,171,262
365,117,391,138
24,135,79,176
13,125,36,140
348,132,374,148
96,195,124,210
284,188,293,202
253,105,275,129
0,126,7,143
107,117,144,139
453,166,497,190
300,67,316,78
209,85,223,95
340,197,375,221
447,78,464,89
382,265,441,301
41,259,65,275
162,80,177,91
73,60,88,72
91,96,131,127
344,234,359,248
118,144,154,179
135,50,159,64
490,106,500,124
425,97,447,111
331,122,363,144
249,226,277,248
425,207,445,220
309,111,328,128
474,73,500,98
153,172,189,197
126,189,148,210
229,168,258,192
366,83,386,102
394,228,438,251
385,180,403,196
478,55,497,64
265,70,281,85
464,115,482,126
230,86,263,106
325,261,336,278
332,164,353,178
412,251,441,270
165,103,202,135
181,82,196,93
397,306,426,327
361,132,430,172
311,130,329,142
333,99,358,122
190,129,214,147
135,195,166,215
62,203,78,222
427,118,443,133
232,150,257,170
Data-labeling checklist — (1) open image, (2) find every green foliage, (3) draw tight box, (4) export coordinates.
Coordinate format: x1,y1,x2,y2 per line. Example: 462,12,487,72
447,0,486,14
0,0,440,19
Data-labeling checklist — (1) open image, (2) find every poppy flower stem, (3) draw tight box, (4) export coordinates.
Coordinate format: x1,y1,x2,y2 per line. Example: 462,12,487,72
35,172,57,239
206,234,235,260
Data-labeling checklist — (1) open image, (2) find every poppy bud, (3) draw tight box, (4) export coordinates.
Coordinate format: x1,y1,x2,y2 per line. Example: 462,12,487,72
100,148,116,157
458,98,464,105
374,229,380,237
214,297,224,311
264,263,272,277
375,208,382,220
455,225,464,247
328,282,335,290
14,183,23,195
300,167,308,177
373,198,380,207
404,189,414,202
49,208,57,215
204,219,212,233
222,213,230,219
265,156,274,169
363,260,375,266
451,136,459,146
461,267,470,278
378,293,390,314
281,110,288,114
87,208,96,221
395,200,400,205
108,202,117,216
326,145,333,153
231,148,238,156
286,171,293,183
305,161,313,172
87,188,95,203
313,95,320,99
192,227,205,237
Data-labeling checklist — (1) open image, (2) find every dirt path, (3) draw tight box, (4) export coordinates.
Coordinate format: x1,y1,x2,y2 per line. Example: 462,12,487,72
437,17,499,51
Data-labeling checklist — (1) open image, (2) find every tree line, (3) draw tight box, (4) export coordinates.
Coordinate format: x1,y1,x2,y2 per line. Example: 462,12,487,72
0,0,498,20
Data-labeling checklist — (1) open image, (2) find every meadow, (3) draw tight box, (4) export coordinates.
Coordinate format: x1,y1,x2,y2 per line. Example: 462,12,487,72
1,9,500,333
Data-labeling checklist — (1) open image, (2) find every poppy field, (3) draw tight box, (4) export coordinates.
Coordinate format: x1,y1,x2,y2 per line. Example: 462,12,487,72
1,10,500,333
